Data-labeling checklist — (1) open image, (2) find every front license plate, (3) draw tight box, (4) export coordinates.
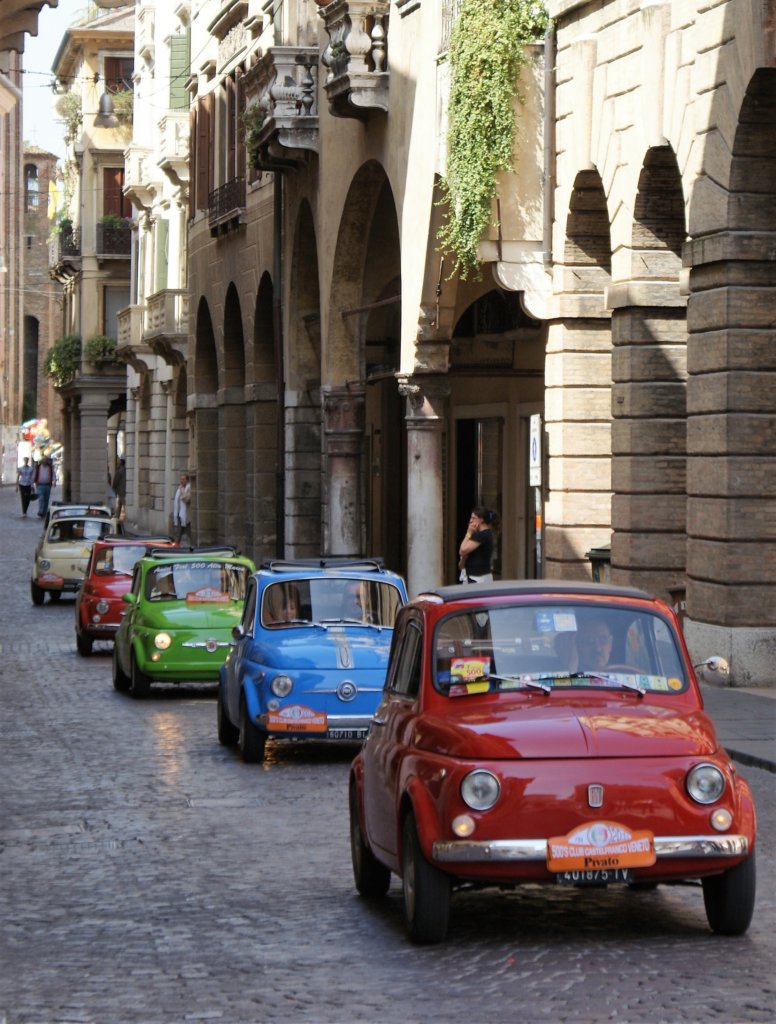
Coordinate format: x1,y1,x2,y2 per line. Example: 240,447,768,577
556,868,632,886
327,729,367,741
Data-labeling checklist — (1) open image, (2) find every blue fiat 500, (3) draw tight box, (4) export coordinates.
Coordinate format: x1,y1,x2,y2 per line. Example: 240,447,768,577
218,559,408,762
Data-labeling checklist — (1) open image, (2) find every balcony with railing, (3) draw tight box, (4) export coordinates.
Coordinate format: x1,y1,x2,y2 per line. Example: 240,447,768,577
144,288,189,366
208,177,246,235
96,220,132,259
137,4,155,63
242,46,319,172
49,224,81,276
158,111,190,188
117,304,154,373
318,0,389,120
124,143,158,209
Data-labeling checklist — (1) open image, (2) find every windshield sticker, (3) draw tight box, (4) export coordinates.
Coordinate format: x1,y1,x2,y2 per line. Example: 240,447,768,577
554,612,577,632
186,588,230,604
451,657,490,684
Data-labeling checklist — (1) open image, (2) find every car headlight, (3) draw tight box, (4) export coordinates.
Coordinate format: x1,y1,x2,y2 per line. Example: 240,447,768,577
39,559,51,570
686,763,725,804
461,769,501,811
154,632,172,651
96,599,109,614
270,675,293,698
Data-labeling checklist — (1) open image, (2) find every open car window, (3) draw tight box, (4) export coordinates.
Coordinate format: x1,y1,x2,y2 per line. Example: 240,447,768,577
434,603,688,697
261,578,404,628
145,561,250,603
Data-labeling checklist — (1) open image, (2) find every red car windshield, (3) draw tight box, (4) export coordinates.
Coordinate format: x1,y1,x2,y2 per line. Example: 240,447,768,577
434,603,688,697
94,544,150,576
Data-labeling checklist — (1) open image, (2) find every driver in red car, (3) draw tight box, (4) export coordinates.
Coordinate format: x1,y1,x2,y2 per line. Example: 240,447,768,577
576,617,614,671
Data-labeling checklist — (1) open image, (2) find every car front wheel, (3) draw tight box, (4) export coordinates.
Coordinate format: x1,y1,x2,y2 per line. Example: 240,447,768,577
238,695,267,763
350,781,390,898
217,683,239,746
112,646,130,693
401,812,450,944
129,653,151,699
702,851,756,935
31,580,45,606
76,630,93,656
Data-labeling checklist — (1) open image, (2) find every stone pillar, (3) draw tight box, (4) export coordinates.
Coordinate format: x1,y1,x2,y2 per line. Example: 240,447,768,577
322,385,365,557
683,233,776,684
608,282,687,601
399,375,449,597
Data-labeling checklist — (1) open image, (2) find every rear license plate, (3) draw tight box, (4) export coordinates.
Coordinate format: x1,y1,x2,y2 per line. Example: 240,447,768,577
327,729,367,741
556,868,632,886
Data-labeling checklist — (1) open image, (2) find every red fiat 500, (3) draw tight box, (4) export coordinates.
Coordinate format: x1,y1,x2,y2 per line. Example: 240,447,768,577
350,581,757,943
75,538,176,655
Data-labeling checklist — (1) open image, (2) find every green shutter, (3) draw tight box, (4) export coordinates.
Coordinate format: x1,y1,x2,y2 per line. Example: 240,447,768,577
155,219,169,291
169,30,190,110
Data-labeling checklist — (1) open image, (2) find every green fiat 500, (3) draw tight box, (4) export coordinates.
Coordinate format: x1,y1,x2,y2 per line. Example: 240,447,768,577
113,547,255,698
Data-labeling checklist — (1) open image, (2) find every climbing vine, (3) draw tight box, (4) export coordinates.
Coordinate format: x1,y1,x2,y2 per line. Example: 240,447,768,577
438,0,549,278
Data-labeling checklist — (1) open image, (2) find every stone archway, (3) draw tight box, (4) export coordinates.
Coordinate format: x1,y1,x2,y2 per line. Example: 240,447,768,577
609,145,688,599
221,283,247,551
545,169,613,579
685,68,776,661
193,297,218,543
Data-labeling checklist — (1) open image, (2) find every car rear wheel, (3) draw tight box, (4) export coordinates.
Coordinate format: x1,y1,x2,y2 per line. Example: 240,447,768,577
31,580,45,606
401,812,450,944
238,696,266,763
217,683,239,746
702,851,756,935
129,653,151,699
76,631,93,656
350,781,390,898
112,646,130,692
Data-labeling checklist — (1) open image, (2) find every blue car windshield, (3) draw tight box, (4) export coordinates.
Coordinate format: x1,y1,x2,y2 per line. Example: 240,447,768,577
262,578,403,628
434,603,688,696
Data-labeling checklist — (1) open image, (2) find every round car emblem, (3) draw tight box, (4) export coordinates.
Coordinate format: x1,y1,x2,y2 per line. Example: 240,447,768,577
206,638,218,653
336,680,358,702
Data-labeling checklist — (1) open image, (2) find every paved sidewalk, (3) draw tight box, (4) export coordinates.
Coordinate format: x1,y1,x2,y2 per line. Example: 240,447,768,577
701,683,776,774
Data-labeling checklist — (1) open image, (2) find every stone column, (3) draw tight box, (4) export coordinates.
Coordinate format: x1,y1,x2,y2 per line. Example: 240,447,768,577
399,375,449,597
322,385,365,557
608,281,687,601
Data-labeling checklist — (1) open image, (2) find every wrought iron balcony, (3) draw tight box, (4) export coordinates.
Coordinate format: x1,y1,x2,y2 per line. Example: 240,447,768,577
49,224,81,267
208,177,246,235
242,46,319,172
144,288,189,366
158,111,190,188
96,220,132,258
319,0,389,120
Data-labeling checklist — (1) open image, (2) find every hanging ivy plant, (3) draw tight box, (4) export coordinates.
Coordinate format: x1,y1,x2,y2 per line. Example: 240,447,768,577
240,103,266,168
44,335,82,387
438,0,549,278
55,91,83,146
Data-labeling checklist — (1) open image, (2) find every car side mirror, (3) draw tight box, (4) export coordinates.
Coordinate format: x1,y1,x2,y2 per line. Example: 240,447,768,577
232,624,245,641
123,593,137,606
695,656,730,684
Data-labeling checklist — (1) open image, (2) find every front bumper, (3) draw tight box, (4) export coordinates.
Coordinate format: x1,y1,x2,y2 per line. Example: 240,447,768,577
433,834,749,863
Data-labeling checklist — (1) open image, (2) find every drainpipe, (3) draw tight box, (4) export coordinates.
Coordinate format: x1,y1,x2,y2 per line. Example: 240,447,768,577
542,23,556,267
273,171,286,556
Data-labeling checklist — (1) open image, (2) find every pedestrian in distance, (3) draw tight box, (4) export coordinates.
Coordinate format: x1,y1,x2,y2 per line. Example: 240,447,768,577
16,457,35,516
172,472,192,544
111,458,126,520
34,454,56,519
458,506,499,583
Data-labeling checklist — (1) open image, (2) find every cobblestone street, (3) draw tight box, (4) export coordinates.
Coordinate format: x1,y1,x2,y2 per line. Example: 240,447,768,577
1,486,774,1024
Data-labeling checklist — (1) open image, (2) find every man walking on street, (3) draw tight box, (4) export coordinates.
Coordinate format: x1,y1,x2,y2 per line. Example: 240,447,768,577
34,455,56,519
16,457,35,516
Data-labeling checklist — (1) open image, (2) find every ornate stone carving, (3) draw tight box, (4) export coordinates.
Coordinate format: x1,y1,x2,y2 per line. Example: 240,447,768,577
318,0,389,119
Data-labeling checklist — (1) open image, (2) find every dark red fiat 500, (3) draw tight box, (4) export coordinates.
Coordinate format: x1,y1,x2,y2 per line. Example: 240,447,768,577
350,581,756,943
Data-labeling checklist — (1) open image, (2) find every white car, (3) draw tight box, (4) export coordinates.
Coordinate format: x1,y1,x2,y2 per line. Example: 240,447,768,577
31,514,117,605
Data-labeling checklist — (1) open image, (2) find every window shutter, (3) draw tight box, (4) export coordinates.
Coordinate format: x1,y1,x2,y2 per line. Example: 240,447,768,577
169,31,190,110
155,219,169,291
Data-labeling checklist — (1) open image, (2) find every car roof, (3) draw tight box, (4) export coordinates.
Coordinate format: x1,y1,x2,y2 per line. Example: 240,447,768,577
258,558,401,578
414,579,656,605
138,546,253,567
49,504,111,519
